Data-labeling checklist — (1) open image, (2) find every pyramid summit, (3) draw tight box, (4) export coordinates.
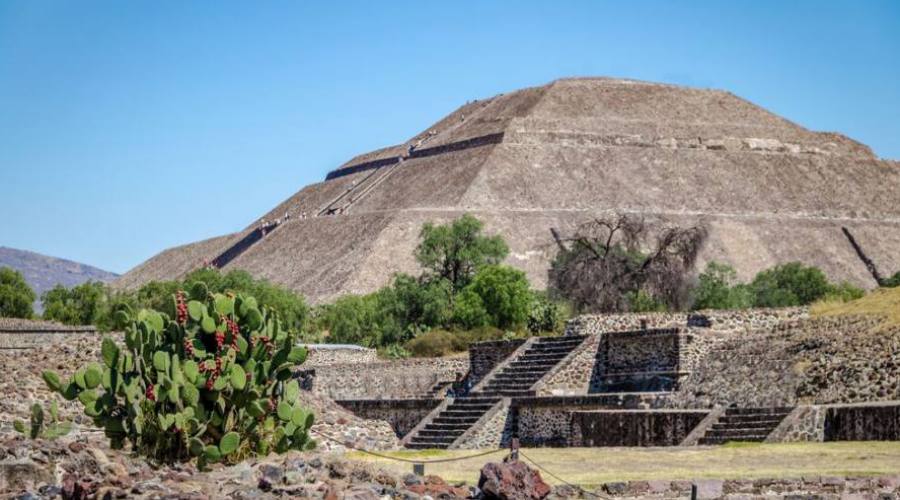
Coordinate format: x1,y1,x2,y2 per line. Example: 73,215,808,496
116,77,900,303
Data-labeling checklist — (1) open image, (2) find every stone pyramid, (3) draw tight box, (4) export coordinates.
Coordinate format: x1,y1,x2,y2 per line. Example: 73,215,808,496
117,77,900,303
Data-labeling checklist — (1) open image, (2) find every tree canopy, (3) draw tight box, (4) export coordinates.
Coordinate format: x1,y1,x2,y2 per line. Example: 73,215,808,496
415,214,509,291
0,267,36,319
549,214,707,313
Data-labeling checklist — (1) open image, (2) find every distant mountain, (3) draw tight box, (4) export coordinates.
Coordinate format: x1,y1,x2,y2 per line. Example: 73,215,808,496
0,246,119,312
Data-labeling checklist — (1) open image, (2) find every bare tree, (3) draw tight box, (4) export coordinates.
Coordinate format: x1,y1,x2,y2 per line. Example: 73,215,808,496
549,213,707,313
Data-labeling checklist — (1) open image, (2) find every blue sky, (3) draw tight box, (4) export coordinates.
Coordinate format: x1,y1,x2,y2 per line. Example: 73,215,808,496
1,1,898,274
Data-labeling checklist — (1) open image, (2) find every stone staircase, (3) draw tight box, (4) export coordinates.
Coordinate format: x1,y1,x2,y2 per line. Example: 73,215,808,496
422,380,453,398
404,335,587,449
405,396,501,449
698,407,793,445
476,336,587,397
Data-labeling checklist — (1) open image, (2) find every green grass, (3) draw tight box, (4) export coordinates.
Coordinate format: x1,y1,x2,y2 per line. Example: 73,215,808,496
346,442,900,487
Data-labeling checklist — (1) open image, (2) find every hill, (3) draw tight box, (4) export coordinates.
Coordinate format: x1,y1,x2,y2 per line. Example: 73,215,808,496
115,77,900,303
0,246,119,311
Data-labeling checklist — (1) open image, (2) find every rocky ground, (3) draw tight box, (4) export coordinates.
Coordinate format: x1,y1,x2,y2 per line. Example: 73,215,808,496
0,432,477,499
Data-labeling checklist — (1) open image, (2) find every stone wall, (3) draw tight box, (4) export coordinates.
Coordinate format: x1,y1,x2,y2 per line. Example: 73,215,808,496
570,410,708,447
512,394,669,447
670,316,899,408
565,307,808,336
0,322,97,349
335,399,442,438
468,339,525,386
0,327,97,349
301,344,378,367
307,357,469,400
744,402,900,443
766,406,826,443
591,328,687,392
591,475,900,499
537,327,719,396
824,402,900,441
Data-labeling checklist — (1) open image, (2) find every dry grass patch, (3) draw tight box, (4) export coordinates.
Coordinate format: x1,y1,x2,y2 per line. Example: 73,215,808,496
348,442,900,486
811,287,900,329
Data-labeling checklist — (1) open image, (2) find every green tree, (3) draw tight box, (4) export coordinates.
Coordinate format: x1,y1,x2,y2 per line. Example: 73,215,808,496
459,265,532,329
451,288,490,330
692,262,754,310
549,214,707,313
371,274,452,345
42,281,108,326
0,267,35,319
750,262,832,307
415,214,508,292
316,294,380,346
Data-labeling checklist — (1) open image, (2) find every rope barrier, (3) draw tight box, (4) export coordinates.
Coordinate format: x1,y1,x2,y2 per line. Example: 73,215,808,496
519,450,609,499
310,428,507,464
311,429,605,497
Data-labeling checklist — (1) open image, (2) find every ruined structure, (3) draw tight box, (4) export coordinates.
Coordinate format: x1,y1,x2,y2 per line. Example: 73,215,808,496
328,307,900,450
116,77,900,303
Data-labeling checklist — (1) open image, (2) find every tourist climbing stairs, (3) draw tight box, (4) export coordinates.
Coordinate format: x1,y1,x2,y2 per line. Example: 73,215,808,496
338,163,400,214
698,407,793,445
423,379,454,398
316,162,399,216
405,396,501,449
476,336,587,397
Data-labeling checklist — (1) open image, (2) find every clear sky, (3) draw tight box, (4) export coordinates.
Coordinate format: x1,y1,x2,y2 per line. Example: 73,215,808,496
1,1,898,274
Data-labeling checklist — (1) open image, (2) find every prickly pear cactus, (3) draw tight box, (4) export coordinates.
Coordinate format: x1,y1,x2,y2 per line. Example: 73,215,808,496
42,284,314,465
14,401,72,440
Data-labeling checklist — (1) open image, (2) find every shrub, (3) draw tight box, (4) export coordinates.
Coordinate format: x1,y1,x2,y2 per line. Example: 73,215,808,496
527,292,565,334
42,284,314,465
882,272,900,288
314,294,379,346
750,262,832,307
626,290,668,312
0,267,35,319
42,281,108,327
825,281,866,303
405,329,457,357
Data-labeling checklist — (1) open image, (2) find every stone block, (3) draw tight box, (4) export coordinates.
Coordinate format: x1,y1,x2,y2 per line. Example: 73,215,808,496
693,479,724,499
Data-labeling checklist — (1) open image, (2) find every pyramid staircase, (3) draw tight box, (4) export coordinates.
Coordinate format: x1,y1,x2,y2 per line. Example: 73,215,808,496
405,396,501,449
476,336,586,397
404,335,587,449
698,407,793,445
